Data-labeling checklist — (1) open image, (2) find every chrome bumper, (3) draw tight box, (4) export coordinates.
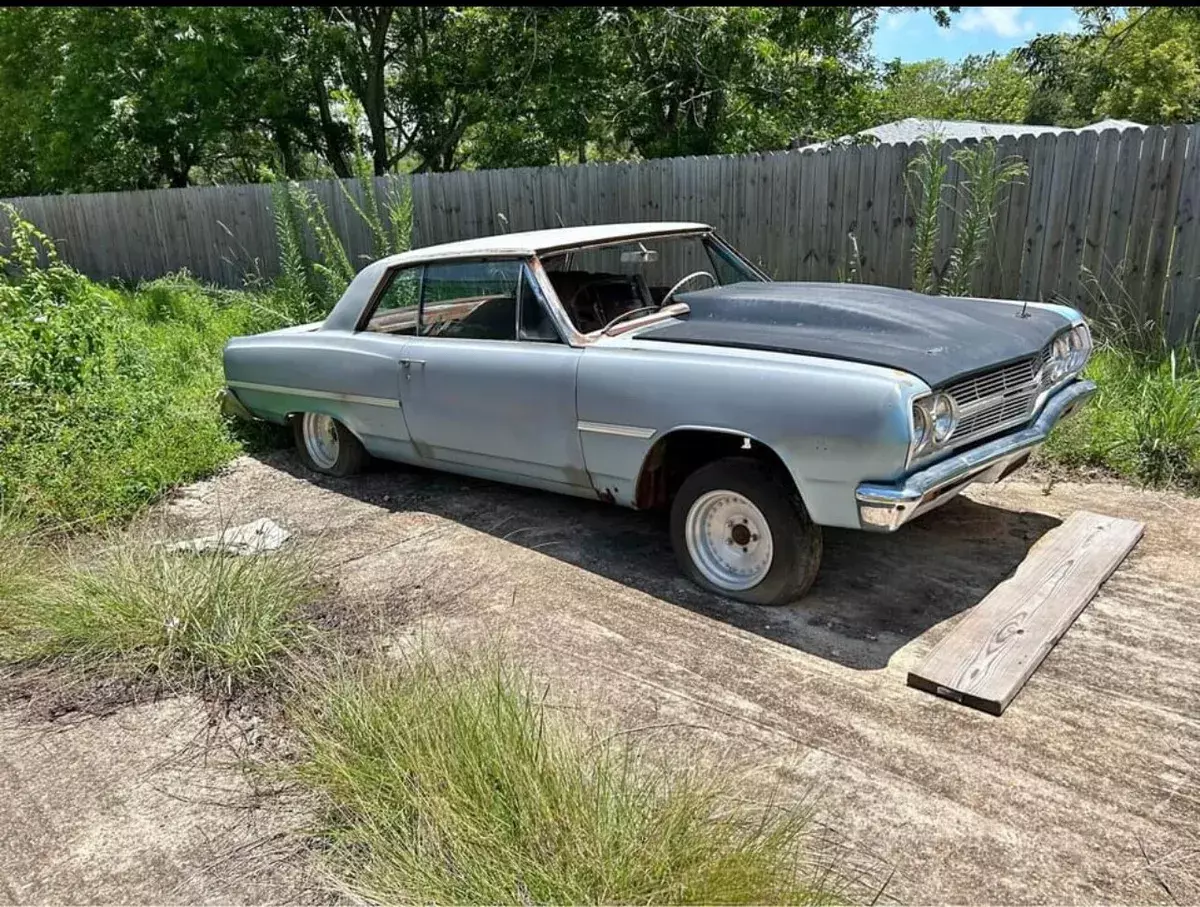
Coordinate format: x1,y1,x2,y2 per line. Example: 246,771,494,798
856,379,1096,531
218,386,257,422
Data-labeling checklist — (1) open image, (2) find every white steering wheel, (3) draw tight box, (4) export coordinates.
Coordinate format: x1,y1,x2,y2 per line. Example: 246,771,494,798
662,270,717,306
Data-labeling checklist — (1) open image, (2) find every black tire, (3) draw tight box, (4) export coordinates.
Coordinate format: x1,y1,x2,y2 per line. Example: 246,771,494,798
669,456,822,605
293,412,367,477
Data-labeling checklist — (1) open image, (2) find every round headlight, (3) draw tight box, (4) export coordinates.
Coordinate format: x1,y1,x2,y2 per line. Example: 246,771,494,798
911,401,930,453
1048,334,1071,381
931,393,956,443
1067,323,1092,372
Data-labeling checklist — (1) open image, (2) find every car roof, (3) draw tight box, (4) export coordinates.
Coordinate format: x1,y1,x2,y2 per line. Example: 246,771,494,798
374,222,712,268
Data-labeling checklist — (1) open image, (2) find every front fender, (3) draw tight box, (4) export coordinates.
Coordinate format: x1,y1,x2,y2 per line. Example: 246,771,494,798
576,341,924,527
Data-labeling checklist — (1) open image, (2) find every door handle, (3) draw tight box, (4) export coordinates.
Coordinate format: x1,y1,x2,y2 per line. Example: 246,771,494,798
399,358,426,379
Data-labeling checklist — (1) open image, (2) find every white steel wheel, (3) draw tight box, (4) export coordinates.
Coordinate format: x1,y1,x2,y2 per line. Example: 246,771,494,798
669,456,822,605
684,489,775,592
302,413,341,470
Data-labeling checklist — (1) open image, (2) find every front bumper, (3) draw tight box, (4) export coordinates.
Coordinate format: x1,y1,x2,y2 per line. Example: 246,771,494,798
856,379,1096,531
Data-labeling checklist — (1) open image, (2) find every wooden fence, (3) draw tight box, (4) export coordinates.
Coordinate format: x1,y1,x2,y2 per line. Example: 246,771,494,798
3,124,1198,343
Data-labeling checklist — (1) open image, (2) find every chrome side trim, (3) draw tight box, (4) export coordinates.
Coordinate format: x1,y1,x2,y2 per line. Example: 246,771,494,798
577,421,656,439
857,379,1096,531
227,380,401,409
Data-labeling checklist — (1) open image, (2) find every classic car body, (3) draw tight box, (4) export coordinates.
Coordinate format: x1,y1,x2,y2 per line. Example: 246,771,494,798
221,222,1095,604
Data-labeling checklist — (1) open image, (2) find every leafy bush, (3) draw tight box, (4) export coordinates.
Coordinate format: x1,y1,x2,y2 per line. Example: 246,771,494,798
292,652,832,906
0,532,317,695
0,208,290,525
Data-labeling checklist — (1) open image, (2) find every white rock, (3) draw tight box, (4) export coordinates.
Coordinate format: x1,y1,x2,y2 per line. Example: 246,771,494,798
168,518,290,556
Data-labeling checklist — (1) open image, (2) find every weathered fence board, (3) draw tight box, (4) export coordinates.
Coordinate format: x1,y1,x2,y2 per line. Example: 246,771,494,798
3,126,1198,344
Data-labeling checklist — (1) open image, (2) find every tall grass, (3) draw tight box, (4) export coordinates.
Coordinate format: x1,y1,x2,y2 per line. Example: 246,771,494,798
0,533,317,695
1038,257,1200,489
292,652,833,905
1042,345,1200,488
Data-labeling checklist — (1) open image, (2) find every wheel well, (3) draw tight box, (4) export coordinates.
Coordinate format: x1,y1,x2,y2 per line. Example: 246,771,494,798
634,429,793,510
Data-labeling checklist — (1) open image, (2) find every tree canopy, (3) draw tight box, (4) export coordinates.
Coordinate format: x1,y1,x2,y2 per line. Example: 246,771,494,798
0,5,1191,197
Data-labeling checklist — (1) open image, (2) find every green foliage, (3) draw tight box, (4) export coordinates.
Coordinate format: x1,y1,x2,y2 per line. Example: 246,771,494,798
1020,8,1200,127
292,650,833,905
1042,347,1200,489
906,139,1024,297
0,6,965,193
906,138,948,295
271,175,413,318
875,53,1034,125
942,142,1027,297
0,208,287,525
271,182,320,323
0,533,317,695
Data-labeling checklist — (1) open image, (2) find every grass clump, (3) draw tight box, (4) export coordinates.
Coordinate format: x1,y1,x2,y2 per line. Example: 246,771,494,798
291,652,832,906
1042,346,1200,489
0,536,317,695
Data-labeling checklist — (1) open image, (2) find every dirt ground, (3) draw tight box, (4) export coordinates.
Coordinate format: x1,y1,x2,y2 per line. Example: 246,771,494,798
3,450,1199,904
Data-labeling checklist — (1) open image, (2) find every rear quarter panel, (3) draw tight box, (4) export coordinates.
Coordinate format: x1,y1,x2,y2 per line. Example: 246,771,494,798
222,330,417,462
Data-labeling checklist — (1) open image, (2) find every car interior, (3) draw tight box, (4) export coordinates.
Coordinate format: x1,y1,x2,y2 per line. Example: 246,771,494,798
545,270,665,333
363,236,741,338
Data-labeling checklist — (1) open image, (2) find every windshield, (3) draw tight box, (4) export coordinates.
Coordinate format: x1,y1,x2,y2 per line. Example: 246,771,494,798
538,233,763,333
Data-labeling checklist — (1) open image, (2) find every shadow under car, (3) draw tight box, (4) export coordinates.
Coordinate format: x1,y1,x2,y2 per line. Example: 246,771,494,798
258,449,1061,671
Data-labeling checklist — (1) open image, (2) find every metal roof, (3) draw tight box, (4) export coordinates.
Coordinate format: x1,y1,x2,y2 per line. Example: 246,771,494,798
796,117,1149,150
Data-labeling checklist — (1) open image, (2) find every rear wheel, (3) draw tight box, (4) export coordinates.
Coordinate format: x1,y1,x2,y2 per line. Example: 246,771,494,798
294,412,366,477
670,456,822,605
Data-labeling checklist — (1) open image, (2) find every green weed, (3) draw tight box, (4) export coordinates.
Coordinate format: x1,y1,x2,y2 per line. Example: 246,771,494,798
1042,346,1200,488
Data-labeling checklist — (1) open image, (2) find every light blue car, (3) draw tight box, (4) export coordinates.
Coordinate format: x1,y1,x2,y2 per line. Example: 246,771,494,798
221,222,1095,604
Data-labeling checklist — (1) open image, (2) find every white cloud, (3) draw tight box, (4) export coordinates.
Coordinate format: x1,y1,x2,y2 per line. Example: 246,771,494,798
956,7,1036,38
1057,14,1083,35
879,11,906,32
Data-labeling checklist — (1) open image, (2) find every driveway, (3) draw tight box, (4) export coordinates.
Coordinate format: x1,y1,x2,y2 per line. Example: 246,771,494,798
6,451,1200,903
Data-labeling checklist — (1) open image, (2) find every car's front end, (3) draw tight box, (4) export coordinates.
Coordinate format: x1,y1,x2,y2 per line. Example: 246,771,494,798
855,319,1095,530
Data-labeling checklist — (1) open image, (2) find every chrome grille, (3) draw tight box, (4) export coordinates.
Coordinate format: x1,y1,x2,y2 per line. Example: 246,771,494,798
943,345,1051,447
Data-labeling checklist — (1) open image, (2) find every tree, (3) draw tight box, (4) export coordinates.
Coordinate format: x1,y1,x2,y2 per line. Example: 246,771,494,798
875,53,1033,125
0,4,964,193
603,7,907,158
1019,7,1200,126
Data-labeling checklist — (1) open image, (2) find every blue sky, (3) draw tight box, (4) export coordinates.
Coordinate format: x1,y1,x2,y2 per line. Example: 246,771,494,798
872,7,1084,64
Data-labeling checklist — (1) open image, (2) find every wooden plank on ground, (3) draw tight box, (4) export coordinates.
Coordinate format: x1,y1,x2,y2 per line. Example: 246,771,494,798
908,511,1144,716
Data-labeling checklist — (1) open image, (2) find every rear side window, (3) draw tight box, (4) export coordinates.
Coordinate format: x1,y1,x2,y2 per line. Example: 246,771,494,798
363,266,421,334
419,260,521,340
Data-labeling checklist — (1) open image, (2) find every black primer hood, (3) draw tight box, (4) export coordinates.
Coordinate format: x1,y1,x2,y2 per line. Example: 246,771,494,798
636,282,1073,388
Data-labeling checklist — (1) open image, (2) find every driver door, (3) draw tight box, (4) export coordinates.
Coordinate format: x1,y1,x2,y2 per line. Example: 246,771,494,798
395,259,590,493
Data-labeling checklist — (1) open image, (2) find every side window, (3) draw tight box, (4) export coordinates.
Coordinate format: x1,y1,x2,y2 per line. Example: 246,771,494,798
419,260,521,340
363,266,421,334
518,267,562,343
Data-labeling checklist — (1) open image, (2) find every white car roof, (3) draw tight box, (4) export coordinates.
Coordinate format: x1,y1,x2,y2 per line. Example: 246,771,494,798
375,222,712,268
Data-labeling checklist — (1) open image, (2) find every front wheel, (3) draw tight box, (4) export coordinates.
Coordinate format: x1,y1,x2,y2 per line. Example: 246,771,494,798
669,457,822,605
293,412,366,477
